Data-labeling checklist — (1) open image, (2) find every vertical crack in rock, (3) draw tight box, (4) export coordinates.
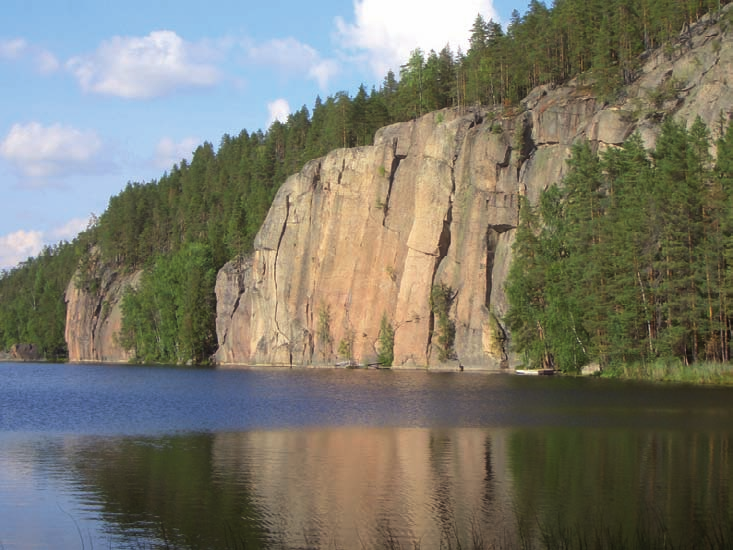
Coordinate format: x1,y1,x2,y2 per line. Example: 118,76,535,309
484,227,499,308
513,114,535,180
229,258,246,321
384,137,406,226
273,195,292,365
222,259,247,349
426,117,473,360
311,160,321,190
486,224,513,366
337,158,345,187
90,274,111,359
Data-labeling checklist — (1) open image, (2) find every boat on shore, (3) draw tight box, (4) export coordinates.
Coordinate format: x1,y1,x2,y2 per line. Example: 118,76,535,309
515,368,556,376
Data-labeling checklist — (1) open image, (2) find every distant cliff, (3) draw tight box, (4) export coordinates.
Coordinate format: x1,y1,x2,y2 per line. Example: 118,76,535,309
65,252,142,363
66,7,733,367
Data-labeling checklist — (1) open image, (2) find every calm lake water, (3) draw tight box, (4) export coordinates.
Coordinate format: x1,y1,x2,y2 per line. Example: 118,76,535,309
1,362,732,549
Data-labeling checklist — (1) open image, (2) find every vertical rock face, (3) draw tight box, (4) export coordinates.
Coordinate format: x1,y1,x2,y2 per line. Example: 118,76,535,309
65,5,732,366
213,100,587,368
65,263,141,363
215,6,733,368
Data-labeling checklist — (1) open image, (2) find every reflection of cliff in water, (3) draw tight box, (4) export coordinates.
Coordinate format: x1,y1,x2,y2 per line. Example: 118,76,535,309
212,427,515,548
53,426,733,548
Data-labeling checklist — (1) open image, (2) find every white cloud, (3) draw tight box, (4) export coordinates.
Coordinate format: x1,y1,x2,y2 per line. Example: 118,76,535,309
0,230,43,270
247,37,339,89
49,217,88,241
0,38,59,73
0,38,27,60
0,122,103,180
154,136,200,170
0,217,92,270
336,0,498,76
67,30,220,99
267,99,291,126
308,59,340,89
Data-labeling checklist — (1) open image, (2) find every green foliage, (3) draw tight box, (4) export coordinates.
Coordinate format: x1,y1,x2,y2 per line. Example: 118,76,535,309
0,240,81,360
430,284,456,362
506,118,733,371
317,304,333,359
337,329,355,362
119,243,217,364
377,313,394,366
602,358,733,385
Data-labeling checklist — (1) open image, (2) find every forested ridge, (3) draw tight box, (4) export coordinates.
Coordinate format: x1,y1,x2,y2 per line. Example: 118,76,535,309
0,0,729,363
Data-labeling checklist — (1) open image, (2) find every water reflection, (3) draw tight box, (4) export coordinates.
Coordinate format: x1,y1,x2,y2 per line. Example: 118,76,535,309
3,425,732,548
211,428,516,547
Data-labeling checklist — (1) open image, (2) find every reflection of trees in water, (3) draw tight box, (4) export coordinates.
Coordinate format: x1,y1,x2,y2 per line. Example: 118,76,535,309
61,434,267,549
424,429,518,547
481,436,494,514
428,431,456,536
508,429,733,547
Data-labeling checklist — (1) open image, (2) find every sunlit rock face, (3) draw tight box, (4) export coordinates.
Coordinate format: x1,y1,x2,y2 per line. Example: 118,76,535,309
64,7,732,366
213,101,580,368
215,6,733,368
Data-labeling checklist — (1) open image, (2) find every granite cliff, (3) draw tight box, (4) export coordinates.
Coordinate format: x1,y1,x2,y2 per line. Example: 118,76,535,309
66,7,733,367
65,251,142,363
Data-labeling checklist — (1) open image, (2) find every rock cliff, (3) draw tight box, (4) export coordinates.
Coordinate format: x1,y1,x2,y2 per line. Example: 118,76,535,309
65,254,142,363
65,7,733,367
214,6,733,369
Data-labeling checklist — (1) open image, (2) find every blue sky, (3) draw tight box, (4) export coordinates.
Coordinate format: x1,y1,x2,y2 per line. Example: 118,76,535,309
0,0,520,270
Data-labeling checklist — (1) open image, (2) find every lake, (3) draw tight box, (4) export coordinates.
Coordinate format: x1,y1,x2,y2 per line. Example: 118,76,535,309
1,362,732,549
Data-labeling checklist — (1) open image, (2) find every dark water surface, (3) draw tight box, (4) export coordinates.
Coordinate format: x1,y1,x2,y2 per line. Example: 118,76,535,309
1,362,732,548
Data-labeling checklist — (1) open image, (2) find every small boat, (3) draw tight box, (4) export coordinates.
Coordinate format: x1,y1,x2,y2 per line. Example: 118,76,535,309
515,368,556,376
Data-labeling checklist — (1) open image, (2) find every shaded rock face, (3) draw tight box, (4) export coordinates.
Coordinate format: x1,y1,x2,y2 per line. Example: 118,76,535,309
65,262,142,363
10,343,42,361
215,7,733,369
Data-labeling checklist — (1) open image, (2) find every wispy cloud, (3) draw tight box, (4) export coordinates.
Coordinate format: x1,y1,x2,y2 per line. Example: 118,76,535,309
67,30,220,99
247,37,339,89
153,136,200,170
0,38,59,73
0,122,103,181
335,0,498,77
49,217,88,241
